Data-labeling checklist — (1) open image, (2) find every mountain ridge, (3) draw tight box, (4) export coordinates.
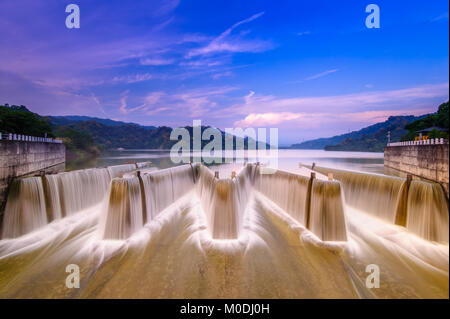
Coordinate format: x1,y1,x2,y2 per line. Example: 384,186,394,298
47,115,157,130
290,114,427,152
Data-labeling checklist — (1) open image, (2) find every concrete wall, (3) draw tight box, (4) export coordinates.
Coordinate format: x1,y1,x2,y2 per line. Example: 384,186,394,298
384,144,449,197
0,140,65,213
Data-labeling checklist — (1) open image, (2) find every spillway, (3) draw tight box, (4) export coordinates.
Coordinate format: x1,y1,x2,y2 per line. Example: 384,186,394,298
1,177,47,239
311,166,449,243
0,162,149,239
101,164,197,239
99,163,346,241
0,162,448,298
256,168,347,241
407,180,449,242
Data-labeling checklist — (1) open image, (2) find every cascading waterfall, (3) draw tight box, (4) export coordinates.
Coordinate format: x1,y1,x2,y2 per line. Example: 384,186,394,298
312,166,404,223
1,177,47,238
7,161,445,244
256,169,309,225
141,164,196,220
101,164,197,239
197,166,237,239
309,179,347,241
102,177,144,240
41,174,62,221
101,163,257,240
0,162,448,299
406,181,449,243
255,167,347,241
312,166,449,243
0,163,145,239
232,164,257,233
196,164,254,239
50,168,111,216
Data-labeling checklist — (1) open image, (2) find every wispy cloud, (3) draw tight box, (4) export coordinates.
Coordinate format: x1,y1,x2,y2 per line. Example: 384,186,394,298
118,87,237,118
186,12,271,57
179,57,228,68
153,16,175,31
227,83,449,127
216,12,265,41
120,91,166,114
212,71,233,79
305,69,339,81
431,12,449,22
112,73,153,84
140,57,175,66
119,96,129,114
297,31,310,36
234,109,431,128
154,0,180,17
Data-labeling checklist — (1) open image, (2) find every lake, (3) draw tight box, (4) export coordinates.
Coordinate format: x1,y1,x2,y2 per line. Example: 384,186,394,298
66,149,393,176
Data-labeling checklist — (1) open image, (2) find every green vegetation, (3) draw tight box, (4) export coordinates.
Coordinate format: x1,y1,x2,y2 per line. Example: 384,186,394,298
291,115,422,152
1,104,98,162
0,104,54,137
400,102,449,141
52,127,100,161
49,119,175,150
292,101,449,152
48,118,261,151
323,116,420,152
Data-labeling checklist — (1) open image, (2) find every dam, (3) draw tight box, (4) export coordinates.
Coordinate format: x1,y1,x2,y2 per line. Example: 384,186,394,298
0,161,448,298
384,140,449,197
0,135,65,218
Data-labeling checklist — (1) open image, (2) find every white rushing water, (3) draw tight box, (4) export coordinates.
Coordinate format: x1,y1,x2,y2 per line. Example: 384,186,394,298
0,161,448,298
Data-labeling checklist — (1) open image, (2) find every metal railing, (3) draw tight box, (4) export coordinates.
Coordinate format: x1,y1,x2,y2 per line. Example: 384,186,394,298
0,132,63,144
388,138,448,147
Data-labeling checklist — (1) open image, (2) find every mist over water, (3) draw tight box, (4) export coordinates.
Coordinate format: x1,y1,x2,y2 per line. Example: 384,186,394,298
0,150,448,298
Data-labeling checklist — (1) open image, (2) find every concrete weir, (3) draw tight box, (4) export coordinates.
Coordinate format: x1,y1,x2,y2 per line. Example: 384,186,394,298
0,139,66,215
384,144,449,198
310,165,449,243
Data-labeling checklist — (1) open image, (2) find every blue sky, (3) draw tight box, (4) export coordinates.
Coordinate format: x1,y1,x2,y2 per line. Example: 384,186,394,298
0,0,448,144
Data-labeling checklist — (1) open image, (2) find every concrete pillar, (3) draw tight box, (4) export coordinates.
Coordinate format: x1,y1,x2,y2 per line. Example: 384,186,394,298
136,171,147,225
395,174,412,227
305,172,316,230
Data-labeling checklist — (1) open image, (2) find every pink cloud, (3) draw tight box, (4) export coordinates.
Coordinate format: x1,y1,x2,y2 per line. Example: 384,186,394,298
224,83,449,117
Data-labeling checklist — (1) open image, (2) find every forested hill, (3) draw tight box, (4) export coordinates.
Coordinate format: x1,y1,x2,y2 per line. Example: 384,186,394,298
1,104,263,151
290,114,423,152
0,104,54,137
400,101,449,141
48,115,156,130
49,119,264,150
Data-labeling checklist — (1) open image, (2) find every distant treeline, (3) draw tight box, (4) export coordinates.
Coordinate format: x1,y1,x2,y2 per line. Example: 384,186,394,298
0,104,99,160
290,101,449,152
1,104,265,158
400,101,449,141
0,104,54,137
